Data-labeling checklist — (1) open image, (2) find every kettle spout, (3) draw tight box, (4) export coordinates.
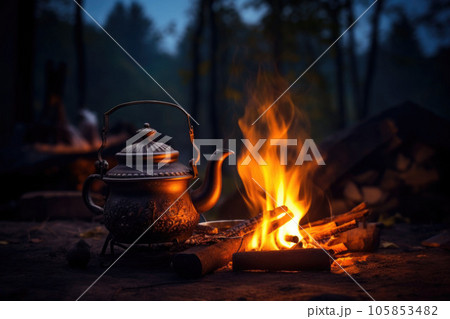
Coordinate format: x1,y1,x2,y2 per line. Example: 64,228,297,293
191,149,233,214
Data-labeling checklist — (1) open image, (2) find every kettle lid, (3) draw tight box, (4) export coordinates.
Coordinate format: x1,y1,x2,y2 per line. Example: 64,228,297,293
116,123,179,163
105,123,192,180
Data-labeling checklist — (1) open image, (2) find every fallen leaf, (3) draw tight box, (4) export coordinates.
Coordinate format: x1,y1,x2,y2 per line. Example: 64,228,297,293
380,241,400,249
378,212,410,227
79,226,107,239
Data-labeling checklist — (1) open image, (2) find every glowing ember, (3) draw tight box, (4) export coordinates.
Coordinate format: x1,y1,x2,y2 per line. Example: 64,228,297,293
237,73,314,251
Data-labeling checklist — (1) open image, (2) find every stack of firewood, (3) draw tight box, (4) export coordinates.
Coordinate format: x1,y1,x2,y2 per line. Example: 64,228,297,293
312,102,450,223
330,140,443,223
298,202,380,254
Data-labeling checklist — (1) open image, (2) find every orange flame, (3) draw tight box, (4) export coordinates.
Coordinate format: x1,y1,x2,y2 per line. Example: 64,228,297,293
238,73,313,251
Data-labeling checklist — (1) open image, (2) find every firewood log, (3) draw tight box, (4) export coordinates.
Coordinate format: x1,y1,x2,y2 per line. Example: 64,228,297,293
298,203,372,247
301,220,358,243
306,202,368,228
172,207,292,277
232,249,332,272
285,235,299,244
324,243,348,254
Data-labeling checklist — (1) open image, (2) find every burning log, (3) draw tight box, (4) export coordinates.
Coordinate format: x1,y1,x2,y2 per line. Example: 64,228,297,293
230,204,375,273
325,243,348,254
232,249,332,272
172,206,291,277
177,203,376,277
302,220,358,243
299,202,369,244
224,206,286,237
285,235,299,244
307,202,369,228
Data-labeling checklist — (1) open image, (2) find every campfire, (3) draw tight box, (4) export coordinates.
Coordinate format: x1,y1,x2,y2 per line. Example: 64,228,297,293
172,75,380,277
234,74,376,255
236,73,314,251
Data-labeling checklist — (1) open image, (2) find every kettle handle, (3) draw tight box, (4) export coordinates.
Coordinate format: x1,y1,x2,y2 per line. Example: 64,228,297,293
82,174,105,215
96,100,199,177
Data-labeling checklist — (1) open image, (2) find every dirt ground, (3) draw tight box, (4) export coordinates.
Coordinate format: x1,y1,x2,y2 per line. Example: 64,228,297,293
0,220,449,301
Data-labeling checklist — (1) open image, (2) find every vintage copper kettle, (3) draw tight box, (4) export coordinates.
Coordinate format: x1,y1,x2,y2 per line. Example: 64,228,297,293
82,100,232,245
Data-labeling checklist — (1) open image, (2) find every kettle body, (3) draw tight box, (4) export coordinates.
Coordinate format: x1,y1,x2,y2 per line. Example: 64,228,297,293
82,100,232,244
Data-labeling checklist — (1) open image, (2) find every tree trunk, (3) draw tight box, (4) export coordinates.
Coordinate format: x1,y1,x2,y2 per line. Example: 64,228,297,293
346,0,361,120
191,0,206,125
74,0,86,110
329,1,346,128
14,0,36,125
269,0,283,72
361,0,384,118
208,0,219,139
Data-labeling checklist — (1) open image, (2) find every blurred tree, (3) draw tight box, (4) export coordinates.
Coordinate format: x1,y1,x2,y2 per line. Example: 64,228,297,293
346,0,361,121
105,2,160,63
361,0,384,118
213,1,249,126
207,0,220,139
247,0,349,130
415,0,450,47
267,0,285,71
249,0,287,72
74,0,86,110
191,0,207,126
324,0,347,128
385,11,423,60
15,0,37,125
187,0,246,139
371,10,429,116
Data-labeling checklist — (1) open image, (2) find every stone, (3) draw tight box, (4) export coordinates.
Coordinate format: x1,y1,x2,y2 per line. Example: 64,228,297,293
422,230,450,250
380,170,402,191
353,170,379,185
343,181,362,202
361,186,385,205
399,164,439,191
330,199,351,215
413,143,435,164
396,153,411,171
66,240,91,268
